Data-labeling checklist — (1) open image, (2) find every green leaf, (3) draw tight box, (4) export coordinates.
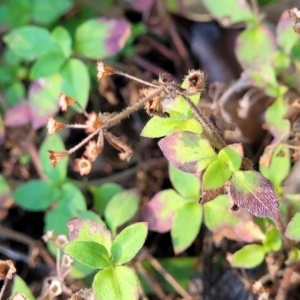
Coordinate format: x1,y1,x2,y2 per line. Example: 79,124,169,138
93,266,140,300
286,247,300,265
4,26,54,60
218,144,243,171
90,183,124,215
141,112,202,138
75,18,131,59
285,213,300,241
236,25,277,68
12,275,35,300
61,58,90,110
13,180,59,211
65,241,111,269
105,190,140,234
203,0,254,25
230,244,265,268
229,171,279,219
169,164,200,199
158,131,217,174
4,81,25,107
44,183,87,235
52,26,72,58
277,10,300,54
203,159,232,190
39,134,68,184
260,144,290,192
67,219,112,253
263,227,282,252
4,0,31,28
32,0,73,24
29,48,66,79
111,223,148,265
171,202,202,254
265,96,289,138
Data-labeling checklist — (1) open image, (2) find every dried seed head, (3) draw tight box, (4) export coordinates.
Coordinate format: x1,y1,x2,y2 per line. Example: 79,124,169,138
0,259,16,280
55,234,69,249
47,117,65,135
139,88,169,117
48,150,68,167
97,61,115,80
48,279,62,297
83,140,102,162
58,93,76,111
74,157,92,176
85,112,104,133
184,70,206,95
61,254,73,268
42,230,54,242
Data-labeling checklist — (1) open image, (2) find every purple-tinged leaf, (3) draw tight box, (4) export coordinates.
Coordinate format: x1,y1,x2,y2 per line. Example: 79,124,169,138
204,195,264,244
67,219,112,254
4,103,31,128
130,0,154,12
229,170,280,219
277,10,299,54
158,131,217,175
285,213,300,241
28,74,62,129
75,18,131,59
171,202,202,254
236,25,277,68
141,189,185,233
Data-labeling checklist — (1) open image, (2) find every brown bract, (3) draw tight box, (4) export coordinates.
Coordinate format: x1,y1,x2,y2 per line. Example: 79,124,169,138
48,150,68,167
47,117,65,135
85,112,104,133
97,61,115,80
0,260,16,280
83,140,102,161
58,93,76,111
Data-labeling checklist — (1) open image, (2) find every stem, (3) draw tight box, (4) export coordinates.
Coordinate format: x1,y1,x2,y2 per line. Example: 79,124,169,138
114,70,160,88
105,86,165,128
0,278,8,300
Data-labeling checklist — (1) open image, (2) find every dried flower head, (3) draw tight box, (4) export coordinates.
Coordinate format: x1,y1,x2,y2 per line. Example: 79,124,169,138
289,8,300,34
0,260,16,280
55,234,69,249
83,140,102,161
48,150,68,167
58,93,76,111
105,132,133,161
139,88,169,117
61,254,73,268
47,117,65,135
48,279,62,297
42,230,54,242
85,112,104,133
97,61,115,80
184,70,206,95
74,157,92,176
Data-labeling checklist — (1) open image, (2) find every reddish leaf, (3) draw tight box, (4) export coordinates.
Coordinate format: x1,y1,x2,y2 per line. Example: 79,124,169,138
4,103,31,127
141,189,185,233
158,131,217,175
229,171,279,219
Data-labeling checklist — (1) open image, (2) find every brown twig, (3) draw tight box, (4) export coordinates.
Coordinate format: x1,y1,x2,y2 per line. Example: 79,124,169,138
275,266,294,300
